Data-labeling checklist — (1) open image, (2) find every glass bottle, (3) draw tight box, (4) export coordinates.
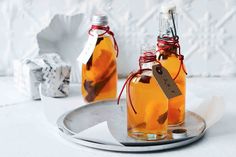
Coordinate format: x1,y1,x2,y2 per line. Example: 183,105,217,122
123,48,168,140
157,7,187,126
81,15,118,102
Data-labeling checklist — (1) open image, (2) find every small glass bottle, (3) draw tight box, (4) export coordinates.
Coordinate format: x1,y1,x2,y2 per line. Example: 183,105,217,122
157,6,187,126
81,15,118,102
120,48,168,141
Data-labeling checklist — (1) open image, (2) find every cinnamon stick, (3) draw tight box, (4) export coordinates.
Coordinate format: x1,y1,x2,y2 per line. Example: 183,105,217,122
84,64,116,102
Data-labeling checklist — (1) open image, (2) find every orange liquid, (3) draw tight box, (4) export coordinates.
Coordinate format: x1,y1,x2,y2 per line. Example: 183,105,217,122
127,71,168,140
160,54,186,125
82,36,117,102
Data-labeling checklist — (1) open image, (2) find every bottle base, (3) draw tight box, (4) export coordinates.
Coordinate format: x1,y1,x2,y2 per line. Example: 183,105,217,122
128,131,166,141
168,120,184,127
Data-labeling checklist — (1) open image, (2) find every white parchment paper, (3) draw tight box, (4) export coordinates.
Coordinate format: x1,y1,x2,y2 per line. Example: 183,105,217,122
192,96,225,129
42,89,225,145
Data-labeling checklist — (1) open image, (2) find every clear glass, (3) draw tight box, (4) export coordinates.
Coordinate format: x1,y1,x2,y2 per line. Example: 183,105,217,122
81,27,117,102
127,51,168,141
158,10,186,126
159,12,178,38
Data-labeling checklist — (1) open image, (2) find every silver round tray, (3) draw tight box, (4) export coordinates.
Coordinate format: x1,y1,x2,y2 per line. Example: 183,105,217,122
57,99,206,152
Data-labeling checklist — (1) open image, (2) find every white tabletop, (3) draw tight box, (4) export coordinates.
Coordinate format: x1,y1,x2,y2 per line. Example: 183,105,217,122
0,77,236,157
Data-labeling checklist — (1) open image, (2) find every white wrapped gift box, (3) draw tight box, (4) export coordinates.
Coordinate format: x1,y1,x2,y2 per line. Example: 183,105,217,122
40,53,71,98
13,54,71,100
13,59,43,100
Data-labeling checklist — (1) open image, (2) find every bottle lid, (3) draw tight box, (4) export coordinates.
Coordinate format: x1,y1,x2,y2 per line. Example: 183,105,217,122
91,14,108,26
161,3,176,19
172,129,187,139
141,44,156,55
161,3,176,14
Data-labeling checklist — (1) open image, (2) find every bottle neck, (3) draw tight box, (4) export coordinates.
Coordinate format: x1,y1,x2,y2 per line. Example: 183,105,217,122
159,11,177,38
158,10,179,60
139,52,157,69
89,24,110,37
158,37,178,60
88,23,119,57
141,61,157,69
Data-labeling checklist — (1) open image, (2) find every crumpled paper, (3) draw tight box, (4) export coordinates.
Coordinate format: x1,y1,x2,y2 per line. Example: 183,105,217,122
192,96,225,129
73,97,225,145
51,96,225,146
72,121,123,146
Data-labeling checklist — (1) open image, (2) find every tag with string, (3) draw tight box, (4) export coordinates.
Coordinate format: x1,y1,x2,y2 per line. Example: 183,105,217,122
152,64,182,99
77,34,98,64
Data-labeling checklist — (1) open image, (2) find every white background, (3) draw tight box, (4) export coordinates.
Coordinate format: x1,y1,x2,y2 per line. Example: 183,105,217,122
1,1,236,156
0,0,236,78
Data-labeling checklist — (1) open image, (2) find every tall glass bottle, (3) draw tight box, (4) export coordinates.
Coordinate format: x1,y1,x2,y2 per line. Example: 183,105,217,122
157,6,187,126
81,15,118,102
120,48,168,141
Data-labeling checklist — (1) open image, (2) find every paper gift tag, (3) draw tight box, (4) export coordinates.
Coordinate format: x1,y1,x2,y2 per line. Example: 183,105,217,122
77,34,98,64
152,64,182,99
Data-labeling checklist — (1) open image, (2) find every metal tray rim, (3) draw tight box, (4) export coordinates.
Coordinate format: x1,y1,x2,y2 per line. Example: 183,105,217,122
58,128,206,152
56,99,206,152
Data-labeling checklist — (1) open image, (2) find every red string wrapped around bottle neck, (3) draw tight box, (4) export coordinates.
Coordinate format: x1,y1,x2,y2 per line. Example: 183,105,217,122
157,36,187,80
117,52,161,114
139,51,157,69
88,25,119,57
